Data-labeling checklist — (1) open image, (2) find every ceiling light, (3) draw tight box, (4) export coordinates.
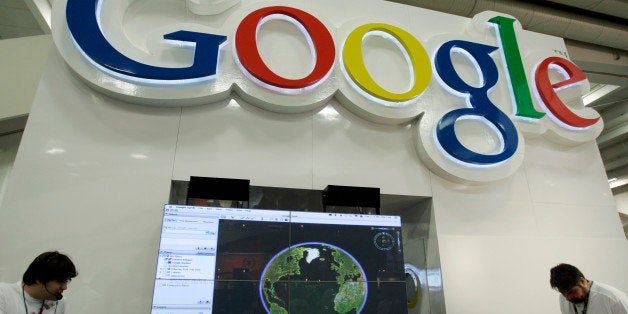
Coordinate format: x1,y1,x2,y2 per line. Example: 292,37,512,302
583,84,620,106
609,178,627,190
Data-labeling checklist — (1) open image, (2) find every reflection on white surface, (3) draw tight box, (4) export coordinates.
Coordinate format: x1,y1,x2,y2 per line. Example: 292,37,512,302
317,106,340,122
426,268,443,290
103,73,140,93
403,264,443,303
45,147,66,155
186,0,240,16
131,153,149,160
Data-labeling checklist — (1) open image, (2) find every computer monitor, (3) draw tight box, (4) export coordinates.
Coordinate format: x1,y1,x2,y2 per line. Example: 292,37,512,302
151,204,407,313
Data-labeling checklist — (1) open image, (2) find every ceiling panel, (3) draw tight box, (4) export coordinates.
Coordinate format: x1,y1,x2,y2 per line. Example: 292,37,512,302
0,0,43,39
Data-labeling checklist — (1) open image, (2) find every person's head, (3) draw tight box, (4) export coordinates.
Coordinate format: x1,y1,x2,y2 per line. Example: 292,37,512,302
22,251,78,301
550,263,590,303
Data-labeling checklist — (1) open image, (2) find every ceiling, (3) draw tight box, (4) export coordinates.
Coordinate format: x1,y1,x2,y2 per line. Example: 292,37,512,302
0,0,46,39
1,0,626,193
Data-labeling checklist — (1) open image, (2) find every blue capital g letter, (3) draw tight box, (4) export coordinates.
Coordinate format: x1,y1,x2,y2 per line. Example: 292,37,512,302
434,40,518,165
66,0,227,81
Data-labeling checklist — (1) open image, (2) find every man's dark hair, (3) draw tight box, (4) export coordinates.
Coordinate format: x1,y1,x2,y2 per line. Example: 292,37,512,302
22,251,78,285
550,263,585,293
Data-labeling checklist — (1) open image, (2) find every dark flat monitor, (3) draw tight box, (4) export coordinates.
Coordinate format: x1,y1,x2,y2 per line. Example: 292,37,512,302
151,205,407,314
186,177,250,208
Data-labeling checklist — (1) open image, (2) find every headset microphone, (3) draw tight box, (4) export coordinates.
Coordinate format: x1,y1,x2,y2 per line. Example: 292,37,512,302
44,284,63,300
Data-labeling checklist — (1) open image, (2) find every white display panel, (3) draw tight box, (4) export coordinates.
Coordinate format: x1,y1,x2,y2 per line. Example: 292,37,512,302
152,279,214,310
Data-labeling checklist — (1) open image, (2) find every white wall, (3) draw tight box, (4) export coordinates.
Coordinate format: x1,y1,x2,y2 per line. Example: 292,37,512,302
0,1,626,313
431,138,628,313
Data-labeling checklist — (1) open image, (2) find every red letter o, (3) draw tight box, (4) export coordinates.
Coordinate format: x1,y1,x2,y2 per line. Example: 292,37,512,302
235,6,336,90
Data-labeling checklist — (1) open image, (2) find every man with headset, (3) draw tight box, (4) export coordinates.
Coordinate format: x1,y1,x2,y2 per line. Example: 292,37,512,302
0,251,78,314
550,263,628,314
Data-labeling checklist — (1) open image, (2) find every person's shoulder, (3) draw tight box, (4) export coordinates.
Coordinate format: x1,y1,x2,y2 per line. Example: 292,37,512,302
0,282,20,304
0,281,20,293
591,282,628,301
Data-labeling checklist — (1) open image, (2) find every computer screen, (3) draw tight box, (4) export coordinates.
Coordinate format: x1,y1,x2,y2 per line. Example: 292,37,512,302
151,204,407,314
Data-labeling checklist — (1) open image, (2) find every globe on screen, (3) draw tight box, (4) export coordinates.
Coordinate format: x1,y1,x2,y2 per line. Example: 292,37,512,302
259,242,368,313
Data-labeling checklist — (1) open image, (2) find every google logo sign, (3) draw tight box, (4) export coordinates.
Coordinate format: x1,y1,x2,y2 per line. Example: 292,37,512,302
55,0,602,182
